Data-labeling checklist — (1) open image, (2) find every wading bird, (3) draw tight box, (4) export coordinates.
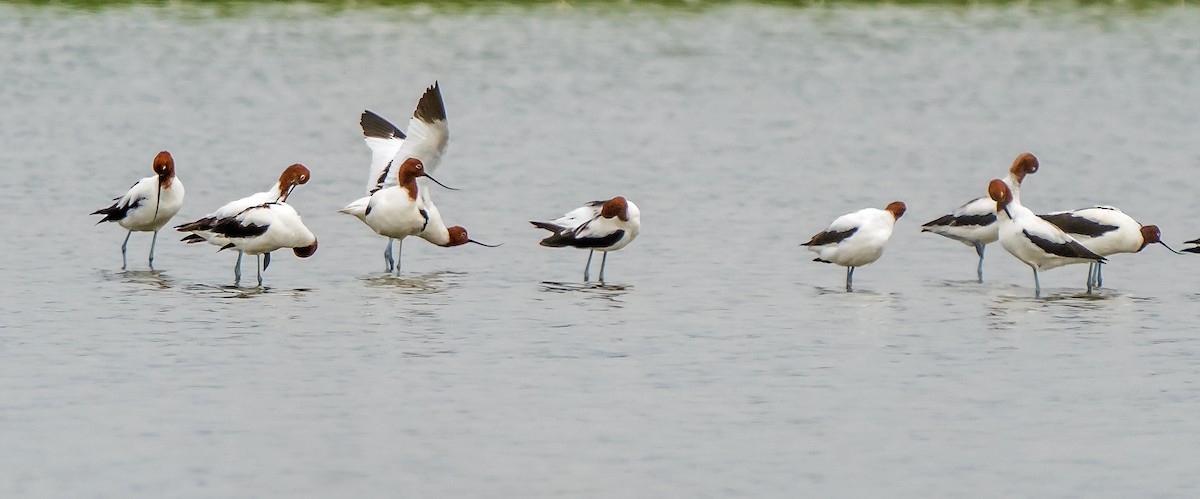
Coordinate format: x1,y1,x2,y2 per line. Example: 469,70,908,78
803,201,906,292
532,196,641,283
177,164,310,285
921,152,1040,282
91,151,185,270
989,179,1104,297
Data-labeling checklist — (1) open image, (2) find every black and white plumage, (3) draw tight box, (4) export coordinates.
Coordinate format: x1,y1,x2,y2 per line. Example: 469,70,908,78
803,201,906,292
204,202,317,287
342,83,464,274
176,164,310,284
1039,206,1178,292
91,150,185,270
989,179,1104,297
921,152,1040,282
531,196,641,282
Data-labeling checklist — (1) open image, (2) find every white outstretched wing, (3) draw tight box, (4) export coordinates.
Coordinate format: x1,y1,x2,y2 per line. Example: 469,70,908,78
361,110,406,195
394,82,449,177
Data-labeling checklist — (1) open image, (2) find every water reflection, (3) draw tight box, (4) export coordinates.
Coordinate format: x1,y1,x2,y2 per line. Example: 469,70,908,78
986,289,1136,331
179,282,315,299
361,270,465,294
100,268,174,290
539,281,631,307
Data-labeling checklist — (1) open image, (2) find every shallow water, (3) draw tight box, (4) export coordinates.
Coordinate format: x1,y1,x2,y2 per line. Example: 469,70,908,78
3,2,1200,497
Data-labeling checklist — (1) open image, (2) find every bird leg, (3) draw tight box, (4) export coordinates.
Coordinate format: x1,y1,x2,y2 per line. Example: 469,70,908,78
383,238,395,273
120,230,132,270
234,250,243,285
583,250,594,282
1033,267,1041,298
974,242,985,283
148,230,159,270
598,251,608,282
394,238,403,275
846,266,855,292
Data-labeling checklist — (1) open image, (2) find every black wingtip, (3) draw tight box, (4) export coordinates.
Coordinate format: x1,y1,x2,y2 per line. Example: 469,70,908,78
1183,246,1200,254
361,110,406,140
413,81,447,123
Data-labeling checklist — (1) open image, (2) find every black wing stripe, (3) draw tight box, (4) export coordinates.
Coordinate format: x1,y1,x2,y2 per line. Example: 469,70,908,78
361,110,406,140
210,218,270,239
923,212,996,228
91,197,143,223
176,216,218,232
802,227,858,247
1038,213,1118,238
1023,229,1105,260
539,230,624,249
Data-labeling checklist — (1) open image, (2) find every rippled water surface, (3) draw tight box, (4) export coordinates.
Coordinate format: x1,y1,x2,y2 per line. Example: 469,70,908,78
3,2,1200,497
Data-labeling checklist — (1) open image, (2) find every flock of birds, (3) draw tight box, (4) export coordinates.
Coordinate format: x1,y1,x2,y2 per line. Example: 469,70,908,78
91,82,641,286
803,152,1196,296
92,82,1198,296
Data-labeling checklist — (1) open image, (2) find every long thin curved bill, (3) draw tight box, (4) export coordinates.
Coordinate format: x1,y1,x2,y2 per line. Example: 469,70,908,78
423,173,458,191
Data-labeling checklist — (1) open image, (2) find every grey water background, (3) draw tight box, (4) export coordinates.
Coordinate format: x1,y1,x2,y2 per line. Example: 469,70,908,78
3,1,1200,497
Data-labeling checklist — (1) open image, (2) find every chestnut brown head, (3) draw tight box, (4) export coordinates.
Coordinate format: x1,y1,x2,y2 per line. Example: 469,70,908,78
988,178,1012,213
292,239,318,258
600,196,629,221
1009,152,1039,183
152,151,175,188
398,157,455,192
277,163,311,201
1138,225,1183,254
445,226,501,248
884,201,906,220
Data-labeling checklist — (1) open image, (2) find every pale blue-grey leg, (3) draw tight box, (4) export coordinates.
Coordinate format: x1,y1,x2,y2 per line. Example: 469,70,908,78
148,230,159,270
583,250,594,282
1033,267,1041,298
1096,262,1104,288
1085,262,1096,294
393,238,403,275
974,242,986,283
234,251,243,285
846,266,855,292
383,238,395,272
256,254,263,287
120,230,132,270
598,251,609,282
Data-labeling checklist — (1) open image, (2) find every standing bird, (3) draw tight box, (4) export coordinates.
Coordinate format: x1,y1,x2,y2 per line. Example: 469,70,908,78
1039,206,1181,292
203,202,317,287
531,196,641,283
176,164,310,284
921,152,1041,282
345,158,455,274
989,179,1104,297
341,82,450,272
91,150,185,270
802,201,906,292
